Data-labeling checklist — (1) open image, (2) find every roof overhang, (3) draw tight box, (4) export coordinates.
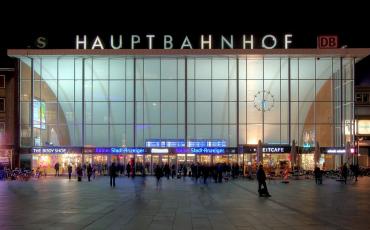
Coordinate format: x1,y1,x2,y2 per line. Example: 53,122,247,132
7,48,370,59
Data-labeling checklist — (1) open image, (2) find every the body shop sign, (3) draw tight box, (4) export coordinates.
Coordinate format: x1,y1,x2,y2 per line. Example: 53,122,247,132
31,148,81,154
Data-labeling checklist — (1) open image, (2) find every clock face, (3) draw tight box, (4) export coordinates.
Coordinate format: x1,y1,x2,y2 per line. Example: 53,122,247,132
253,90,275,112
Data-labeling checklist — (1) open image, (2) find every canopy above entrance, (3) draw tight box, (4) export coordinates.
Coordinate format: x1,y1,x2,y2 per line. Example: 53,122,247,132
8,48,370,59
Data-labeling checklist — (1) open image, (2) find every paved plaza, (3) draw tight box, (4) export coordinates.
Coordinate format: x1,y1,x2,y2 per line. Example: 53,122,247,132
0,175,369,230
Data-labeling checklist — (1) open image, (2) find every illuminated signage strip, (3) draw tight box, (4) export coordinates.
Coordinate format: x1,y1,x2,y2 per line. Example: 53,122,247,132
29,147,238,154
31,148,82,154
95,148,146,154
191,148,225,154
175,147,232,154
75,34,293,50
243,146,291,153
151,148,169,154
322,147,355,154
358,120,370,134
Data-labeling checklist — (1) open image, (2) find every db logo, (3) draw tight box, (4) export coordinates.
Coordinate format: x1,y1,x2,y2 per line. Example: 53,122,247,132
317,36,338,49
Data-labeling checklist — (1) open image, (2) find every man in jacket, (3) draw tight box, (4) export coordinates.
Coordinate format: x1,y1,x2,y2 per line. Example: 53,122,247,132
257,164,271,197
110,162,117,187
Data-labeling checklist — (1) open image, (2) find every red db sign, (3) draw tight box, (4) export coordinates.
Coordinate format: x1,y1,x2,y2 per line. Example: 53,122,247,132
318,36,338,49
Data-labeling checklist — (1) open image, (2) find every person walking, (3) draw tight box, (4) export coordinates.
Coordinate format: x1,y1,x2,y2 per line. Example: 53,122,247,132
67,164,73,180
164,163,170,180
257,164,271,197
314,166,322,184
77,164,83,182
54,162,60,176
92,165,96,179
182,164,188,181
154,165,163,189
87,164,92,182
353,163,359,182
203,164,209,184
110,162,117,187
126,163,131,177
342,163,348,184
171,164,176,179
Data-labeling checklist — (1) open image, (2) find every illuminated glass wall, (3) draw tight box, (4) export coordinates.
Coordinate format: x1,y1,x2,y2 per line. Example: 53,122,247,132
19,56,354,148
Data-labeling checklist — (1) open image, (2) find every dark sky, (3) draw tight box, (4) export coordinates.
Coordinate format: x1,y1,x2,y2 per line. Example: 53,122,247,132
1,3,369,84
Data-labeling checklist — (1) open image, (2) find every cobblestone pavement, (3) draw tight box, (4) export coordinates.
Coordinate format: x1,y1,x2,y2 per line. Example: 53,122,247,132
0,175,369,230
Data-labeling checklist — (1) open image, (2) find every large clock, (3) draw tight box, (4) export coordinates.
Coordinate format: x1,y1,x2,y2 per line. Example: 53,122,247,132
253,90,275,112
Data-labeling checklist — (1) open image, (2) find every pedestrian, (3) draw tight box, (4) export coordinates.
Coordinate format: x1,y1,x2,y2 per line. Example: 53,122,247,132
82,163,87,177
353,163,359,182
203,164,209,184
182,164,187,180
110,162,117,187
171,164,176,179
217,163,223,183
67,164,73,180
77,164,83,182
54,162,60,176
164,163,170,180
314,166,321,184
195,164,200,182
126,163,131,177
92,165,96,179
119,163,124,176
248,164,253,180
342,163,348,184
154,165,163,189
257,164,271,197
87,163,92,182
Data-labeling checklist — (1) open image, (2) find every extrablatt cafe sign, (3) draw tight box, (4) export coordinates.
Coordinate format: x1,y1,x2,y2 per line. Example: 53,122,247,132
243,145,291,153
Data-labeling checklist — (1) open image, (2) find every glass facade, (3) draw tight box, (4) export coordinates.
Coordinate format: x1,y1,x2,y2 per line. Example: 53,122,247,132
19,56,355,148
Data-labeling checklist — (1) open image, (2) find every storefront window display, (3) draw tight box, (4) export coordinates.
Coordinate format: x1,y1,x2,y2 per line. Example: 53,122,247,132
32,153,82,175
262,153,291,175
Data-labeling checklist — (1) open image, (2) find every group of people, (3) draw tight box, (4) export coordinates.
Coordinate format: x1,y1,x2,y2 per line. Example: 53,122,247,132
339,163,360,184
150,162,245,190
52,160,364,198
54,162,96,182
313,163,360,185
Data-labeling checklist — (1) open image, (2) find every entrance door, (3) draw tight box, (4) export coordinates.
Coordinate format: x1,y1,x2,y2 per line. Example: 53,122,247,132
124,154,135,176
186,154,196,165
214,155,228,164
144,154,151,174
199,155,211,164
152,154,169,170
136,155,144,175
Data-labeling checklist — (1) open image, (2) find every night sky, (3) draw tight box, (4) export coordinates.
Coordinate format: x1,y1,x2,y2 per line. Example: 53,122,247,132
0,4,369,84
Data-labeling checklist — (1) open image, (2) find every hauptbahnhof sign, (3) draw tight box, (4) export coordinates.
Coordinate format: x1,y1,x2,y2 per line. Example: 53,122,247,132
75,34,293,50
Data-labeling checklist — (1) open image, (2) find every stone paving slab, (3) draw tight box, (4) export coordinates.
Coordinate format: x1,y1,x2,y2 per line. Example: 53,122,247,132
0,176,369,229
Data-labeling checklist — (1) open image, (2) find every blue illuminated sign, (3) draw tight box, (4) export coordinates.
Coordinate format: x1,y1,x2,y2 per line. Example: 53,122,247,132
191,148,225,154
146,139,226,148
175,147,226,154
175,148,189,153
95,148,145,154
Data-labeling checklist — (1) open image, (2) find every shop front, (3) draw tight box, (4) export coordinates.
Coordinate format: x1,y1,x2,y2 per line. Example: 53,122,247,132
28,147,83,175
88,147,146,175
320,147,353,170
241,145,292,175
0,148,13,169
175,147,238,165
